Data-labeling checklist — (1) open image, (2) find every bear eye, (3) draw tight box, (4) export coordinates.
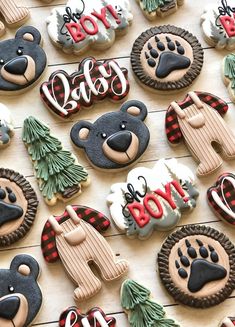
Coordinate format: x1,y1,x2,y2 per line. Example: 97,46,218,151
120,123,126,130
101,133,107,139
0,59,4,65
8,285,14,293
16,48,23,56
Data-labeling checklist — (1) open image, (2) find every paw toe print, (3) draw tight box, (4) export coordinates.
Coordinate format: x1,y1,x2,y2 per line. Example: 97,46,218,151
145,36,191,79
0,187,23,227
175,239,227,293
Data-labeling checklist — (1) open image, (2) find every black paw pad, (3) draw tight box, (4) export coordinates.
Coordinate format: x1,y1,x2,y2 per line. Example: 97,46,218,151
145,36,191,79
0,187,23,227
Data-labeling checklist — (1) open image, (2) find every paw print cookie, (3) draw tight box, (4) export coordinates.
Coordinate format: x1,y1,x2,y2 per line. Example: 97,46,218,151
0,104,14,148
46,0,133,55
165,91,235,176
158,225,235,308
70,100,150,171
0,168,38,247
107,158,199,239
41,205,128,302
201,0,235,50
0,26,47,94
207,173,235,227
219,317,235,327
40,57,130,119
137,0,184,20
59,306,116,327
131,25,203,93
0,254,42,327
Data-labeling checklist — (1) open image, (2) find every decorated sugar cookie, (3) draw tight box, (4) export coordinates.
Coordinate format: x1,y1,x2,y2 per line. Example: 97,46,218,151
40,57,130,119
59,306,116,327
0,1,30,37
0,168,38,247
41,205,128,302
22,116,89,206
0,104,14,148
107,158,199,239
0,26,47,94
165,91,235,177
70,100,150,171
137,0,184,20
222,53,235,103
131,25,203,93
0,254,42,327
219,317,235,327
158,225,235,308
121,279,179,327
46,0,133,55
201,0,235,50
207,173,235,227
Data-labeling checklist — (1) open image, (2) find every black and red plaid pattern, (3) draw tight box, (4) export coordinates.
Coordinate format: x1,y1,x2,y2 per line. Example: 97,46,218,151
220,317,235,327
41,205,110,263
165,91,228,144
207,173,235,226
40,57,129,118
59,306,116,327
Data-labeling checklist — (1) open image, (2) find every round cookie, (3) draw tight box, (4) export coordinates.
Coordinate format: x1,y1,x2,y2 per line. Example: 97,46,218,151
59,306,116,327
0,26,47,94
207,173,235,227
158,225,235,308
70,100,150,171
40,57,130,119
0,254,42,327
0,168,38,247
201,0,235,50
0,104,14,148
131,25,203,93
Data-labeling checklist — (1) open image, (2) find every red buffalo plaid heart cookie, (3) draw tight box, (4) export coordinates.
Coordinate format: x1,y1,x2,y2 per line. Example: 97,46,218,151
59,306,116,327
207,173,235,226
219,317,235,327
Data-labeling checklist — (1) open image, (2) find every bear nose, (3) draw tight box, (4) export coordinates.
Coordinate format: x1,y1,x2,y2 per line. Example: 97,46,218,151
0,296,20,320
4,57,28,75
107,131,132,152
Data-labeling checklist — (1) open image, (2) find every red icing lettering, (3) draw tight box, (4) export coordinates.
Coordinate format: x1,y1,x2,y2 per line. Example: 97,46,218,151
127,202,150,227
80,16,98,35
92,6,112,29
65,23,85,43
144,194,163,219
106,5,121,24
220,14,235,37
154,182,177,209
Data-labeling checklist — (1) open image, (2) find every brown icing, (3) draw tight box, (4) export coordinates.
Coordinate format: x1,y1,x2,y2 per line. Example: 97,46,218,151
18,264,31,276
23,33,34,42
131,25,204,92
78,128,90,141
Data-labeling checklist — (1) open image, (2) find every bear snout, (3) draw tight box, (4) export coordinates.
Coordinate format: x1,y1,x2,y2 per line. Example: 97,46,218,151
0,295,20,319
0,293,28,327
5,57,28,75
107,131,132,152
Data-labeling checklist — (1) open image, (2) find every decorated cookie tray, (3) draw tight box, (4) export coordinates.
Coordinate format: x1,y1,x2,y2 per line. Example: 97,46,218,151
1,0,235,327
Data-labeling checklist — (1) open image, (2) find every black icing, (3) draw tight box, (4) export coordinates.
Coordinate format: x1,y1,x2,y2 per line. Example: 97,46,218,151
0,296,20,319
145,36,191,79
107,131,132,152
0,187,23,227
175,239,227,293
4,57,28,75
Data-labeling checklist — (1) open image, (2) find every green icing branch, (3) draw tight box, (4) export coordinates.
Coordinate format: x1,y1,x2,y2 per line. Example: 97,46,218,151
140,0,171,13
224,54,235,90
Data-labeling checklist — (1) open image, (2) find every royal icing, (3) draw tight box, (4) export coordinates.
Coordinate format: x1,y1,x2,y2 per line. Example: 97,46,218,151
0,104,14,147
59,307,116,327
219,317,235,327
107,158,199,239
41,205,128,302
201,0,235,50
22,116,89,206
222,53,235,102
138,0,184,19
40,57,129,119
46,0,133,54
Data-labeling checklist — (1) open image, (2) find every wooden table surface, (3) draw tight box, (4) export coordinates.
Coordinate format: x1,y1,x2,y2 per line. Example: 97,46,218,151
1,0,235,326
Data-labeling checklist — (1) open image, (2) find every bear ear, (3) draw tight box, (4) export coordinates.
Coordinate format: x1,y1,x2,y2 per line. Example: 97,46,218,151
10,254,40,280
120,100,148,121
70,121,93,149
15,26,42,45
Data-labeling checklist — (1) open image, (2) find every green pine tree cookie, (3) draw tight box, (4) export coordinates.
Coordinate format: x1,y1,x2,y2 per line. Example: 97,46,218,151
22,116,89,206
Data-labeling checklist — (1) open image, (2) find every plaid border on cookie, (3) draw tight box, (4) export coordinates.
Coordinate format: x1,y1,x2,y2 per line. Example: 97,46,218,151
207,173,235,226
59,306,116,327
165,91,228,144
41,205,110,262
40,57,129,118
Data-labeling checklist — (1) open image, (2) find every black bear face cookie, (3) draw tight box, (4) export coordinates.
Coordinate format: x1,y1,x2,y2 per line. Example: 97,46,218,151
0,254,42,327
70,100,150,171
131,25,203,93
0,26,47,94
158,225,235,308
0,168,38,247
